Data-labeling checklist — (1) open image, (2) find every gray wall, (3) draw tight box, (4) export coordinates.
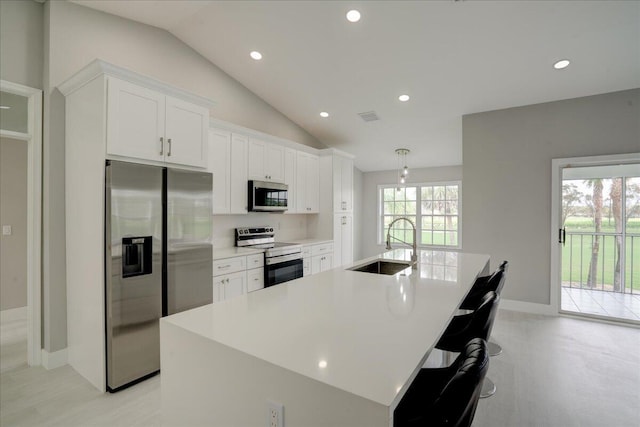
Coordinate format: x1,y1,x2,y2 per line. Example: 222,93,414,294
0,0,43,89
462,89,640,305
0,137,28,311
360,166,463,259
39,1,325,352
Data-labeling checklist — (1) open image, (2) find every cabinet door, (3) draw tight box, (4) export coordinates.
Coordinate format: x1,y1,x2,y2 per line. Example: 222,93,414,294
165,96,208,168
247,268,264,292
333,156,353,212
311,255,322,275
306,155,320,213
334,215,354,267
223,271,246,300
321,253,333,272
247,139,266,180
230,134,249,214
296,152,308,213
107,77,165,162
303,257,311,277
265,143,285,182
210,129,231,214
284,148,297,213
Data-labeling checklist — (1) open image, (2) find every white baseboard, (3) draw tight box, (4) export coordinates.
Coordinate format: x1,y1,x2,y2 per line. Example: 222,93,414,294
0,306,28,323
499,299,556,316
41,348,68,370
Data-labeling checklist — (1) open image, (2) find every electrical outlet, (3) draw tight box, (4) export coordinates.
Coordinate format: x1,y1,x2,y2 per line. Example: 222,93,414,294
267,401,284,427
2,225,11,236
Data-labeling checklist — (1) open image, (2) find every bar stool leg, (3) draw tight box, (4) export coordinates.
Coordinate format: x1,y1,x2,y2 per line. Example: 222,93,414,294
488,340,502,356
480,377,496,398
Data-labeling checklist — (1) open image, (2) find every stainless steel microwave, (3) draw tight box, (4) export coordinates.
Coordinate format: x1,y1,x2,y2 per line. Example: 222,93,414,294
248,180,288,212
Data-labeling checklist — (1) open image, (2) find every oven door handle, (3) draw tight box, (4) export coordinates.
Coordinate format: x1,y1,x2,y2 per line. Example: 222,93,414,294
266,254,303,265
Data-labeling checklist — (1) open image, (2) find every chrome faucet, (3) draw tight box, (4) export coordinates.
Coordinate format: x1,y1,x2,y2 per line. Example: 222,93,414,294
385,217,418,268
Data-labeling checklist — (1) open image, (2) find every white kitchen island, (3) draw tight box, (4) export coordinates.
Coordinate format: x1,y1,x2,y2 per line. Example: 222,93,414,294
160,249,489,427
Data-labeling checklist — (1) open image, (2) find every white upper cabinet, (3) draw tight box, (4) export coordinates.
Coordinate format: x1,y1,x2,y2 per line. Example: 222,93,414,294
284,148,297,213
296,152,319,213
209,128,248,215
248,138,285,183
107,77,208,168
209,129,231,214
333,155,353,212
164,96,208,168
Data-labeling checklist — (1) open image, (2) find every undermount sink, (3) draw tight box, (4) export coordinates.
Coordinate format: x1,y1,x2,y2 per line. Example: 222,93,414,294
349,260,412,275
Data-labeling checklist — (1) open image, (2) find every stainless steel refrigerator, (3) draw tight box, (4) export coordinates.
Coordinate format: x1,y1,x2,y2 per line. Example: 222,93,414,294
105,160,212,391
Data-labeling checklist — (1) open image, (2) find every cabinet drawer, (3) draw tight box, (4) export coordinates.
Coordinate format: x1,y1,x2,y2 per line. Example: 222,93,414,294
301,245,312,258
213,256,246,276
246,253,264,269
247,268,264,292
311,242,333,256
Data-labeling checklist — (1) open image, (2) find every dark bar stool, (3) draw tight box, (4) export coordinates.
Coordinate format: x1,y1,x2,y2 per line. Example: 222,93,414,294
394,338,490,427
436,291,500,398
460,261,509,356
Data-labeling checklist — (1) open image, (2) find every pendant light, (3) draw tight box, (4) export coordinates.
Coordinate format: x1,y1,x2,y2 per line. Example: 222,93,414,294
395,148,410,191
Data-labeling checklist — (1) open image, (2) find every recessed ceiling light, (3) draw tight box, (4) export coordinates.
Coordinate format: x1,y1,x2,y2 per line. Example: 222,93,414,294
398,94,410,102
320,111,329,118
553,59,570,70
250,51,262,60
346,10,361,23
0,105,10,110
318,360,328,368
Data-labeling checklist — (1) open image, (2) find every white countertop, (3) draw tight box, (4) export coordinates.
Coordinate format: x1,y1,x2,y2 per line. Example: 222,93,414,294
163,249,489,408
285,238,333,246
212,246,265,260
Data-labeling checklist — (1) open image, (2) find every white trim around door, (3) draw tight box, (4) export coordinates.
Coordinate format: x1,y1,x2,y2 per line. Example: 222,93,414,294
1,80,43,367
550,152,640,318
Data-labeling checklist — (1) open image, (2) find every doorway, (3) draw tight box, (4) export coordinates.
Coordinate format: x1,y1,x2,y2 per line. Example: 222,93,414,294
551,154,640,324
0,81,42,366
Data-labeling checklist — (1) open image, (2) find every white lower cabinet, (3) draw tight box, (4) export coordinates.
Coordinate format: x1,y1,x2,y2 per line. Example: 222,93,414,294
302,242,334,276
213,270,246,303
213,253,265,302
311,253,333,274
247,268,264,292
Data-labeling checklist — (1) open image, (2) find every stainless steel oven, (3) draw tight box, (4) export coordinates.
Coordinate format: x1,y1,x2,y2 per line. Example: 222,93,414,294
264,246,304,287
235,227,303,287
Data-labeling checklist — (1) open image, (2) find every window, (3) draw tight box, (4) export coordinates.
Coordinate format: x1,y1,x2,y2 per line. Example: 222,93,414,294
380,182,461,249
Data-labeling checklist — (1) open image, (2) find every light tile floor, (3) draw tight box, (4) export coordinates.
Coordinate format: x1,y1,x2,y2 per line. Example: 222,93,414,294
561,286,640,322
1,310,639,426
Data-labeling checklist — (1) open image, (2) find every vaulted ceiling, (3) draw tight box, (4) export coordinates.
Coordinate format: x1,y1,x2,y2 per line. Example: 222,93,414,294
71,1,640,172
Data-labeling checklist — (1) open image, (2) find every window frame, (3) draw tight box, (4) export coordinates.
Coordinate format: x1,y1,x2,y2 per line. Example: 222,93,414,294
377,181,462,250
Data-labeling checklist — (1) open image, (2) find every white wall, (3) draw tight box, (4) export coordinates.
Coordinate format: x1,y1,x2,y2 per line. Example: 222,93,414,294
212,214,310,249
41,0,326,352
0,137,28,311
360,166,463,259
462,89,640,305
0,0,43,89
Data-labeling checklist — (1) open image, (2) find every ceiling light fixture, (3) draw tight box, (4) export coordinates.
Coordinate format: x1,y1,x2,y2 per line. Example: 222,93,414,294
346,10,361,23
395,148,410,191
318,360,328,368
0,105,10,110
553,59,570,69
320,111,329,118
250,51,263,60
398,94,410,102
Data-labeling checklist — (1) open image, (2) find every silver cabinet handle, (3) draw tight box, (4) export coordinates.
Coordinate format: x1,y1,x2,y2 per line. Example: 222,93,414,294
342,201,346,210
167,138,172,156
218,264,231,270
160,137,164,155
